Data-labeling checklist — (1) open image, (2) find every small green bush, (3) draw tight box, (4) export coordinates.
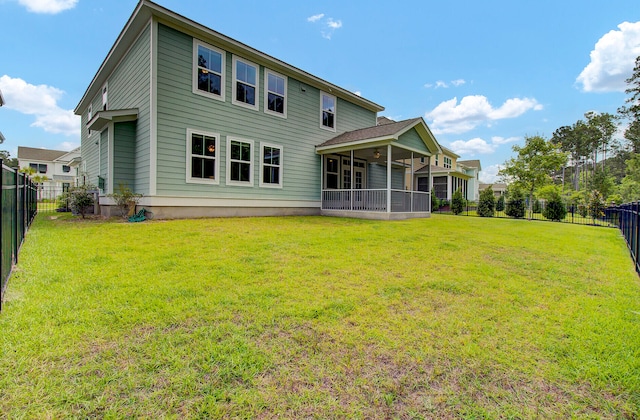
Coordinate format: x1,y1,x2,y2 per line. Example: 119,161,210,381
431,194,441,211
542,192,567,221
108,183,143,218
588,190,606,222
451,188,465,215
532,199,542,214
505,188,526,219
477,187,495,217
66,185,96,219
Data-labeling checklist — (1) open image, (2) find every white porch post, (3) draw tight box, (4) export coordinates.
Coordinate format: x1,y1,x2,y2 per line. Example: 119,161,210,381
320,154,324,210
410,152,414,212
350,149,354,210
386,144,392,213
447,175,452,201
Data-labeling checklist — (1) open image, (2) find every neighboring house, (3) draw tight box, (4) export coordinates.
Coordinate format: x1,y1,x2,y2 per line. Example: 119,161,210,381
405,143,481,202
74,0,441,219
17,146,81,191
479,182,507,198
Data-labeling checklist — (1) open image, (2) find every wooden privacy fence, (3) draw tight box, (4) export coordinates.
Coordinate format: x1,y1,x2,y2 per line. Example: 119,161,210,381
0,162,37,312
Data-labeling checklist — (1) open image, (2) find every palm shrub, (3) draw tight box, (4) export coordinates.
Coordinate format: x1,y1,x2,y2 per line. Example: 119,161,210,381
496,194,505,212
477,187,495,217
505,187,526,219
451,188,465,215
542,191,567,221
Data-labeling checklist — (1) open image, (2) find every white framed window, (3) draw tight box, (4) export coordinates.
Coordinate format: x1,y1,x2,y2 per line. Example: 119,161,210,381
264,69,287,118
232,56,259,110
186,129,219,184
102,83,108,111
320,92,336,131
193,40,225,101
435,155,439,166
444,156,452,169
226,137,254,186
260,143,282,188
88,103,93,120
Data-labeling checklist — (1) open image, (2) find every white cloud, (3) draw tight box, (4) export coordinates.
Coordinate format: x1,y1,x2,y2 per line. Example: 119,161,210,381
353,91,362,96
479,164,504,184
18,0,77,14
576,21,640,92
424,79,466,89
425,95,542,134
57,141,80,151
307,13,324,23
491,136,519,145
449,138,496,156
308,13,343,40
326,18,342,29
0,75,79,137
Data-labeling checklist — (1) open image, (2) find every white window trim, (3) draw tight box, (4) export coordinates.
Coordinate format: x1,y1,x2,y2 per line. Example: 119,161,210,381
232,55,259,111
186,128,220,185
226,136,254,187
263,69,287,119
259,142,283,188
320,91,337,132
192,39,226,102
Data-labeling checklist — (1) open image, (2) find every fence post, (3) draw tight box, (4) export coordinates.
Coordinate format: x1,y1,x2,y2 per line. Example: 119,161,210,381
0,159,3,312
14,168,19,265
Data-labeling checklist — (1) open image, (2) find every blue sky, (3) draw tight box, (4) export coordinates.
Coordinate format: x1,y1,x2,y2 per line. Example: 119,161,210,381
0,0,639,183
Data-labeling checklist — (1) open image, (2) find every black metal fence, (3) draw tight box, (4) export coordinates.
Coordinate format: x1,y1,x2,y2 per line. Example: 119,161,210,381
434,202,617,227
608,203,640,273
0,163,37,311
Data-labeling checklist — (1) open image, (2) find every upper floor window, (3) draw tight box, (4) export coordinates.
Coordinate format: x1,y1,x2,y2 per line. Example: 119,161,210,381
102,83,108,111
29,163,47,174
227,137,254,186
444,156,452,169
260,143,282,188
320,92,336,131
62,165,71,173
264,70,287,118
435,155,439,166
193,40,225,101
232,56,258,110
186,129,219,184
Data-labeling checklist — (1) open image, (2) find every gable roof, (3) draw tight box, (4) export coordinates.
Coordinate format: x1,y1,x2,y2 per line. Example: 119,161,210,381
18,146,68,162
75,0,384,115
318,118,421,148
377,116,396,126
459,159,481,170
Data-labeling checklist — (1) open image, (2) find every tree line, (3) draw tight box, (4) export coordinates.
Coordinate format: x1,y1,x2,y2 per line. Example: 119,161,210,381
480,55,640,220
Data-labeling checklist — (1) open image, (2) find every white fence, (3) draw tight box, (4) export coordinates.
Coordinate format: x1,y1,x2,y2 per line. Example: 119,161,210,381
322,189,430,213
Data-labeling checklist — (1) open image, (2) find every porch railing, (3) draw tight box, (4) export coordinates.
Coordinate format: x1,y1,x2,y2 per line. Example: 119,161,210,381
322,189,430,213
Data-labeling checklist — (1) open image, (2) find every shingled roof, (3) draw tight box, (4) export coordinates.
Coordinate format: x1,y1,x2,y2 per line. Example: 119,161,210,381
459,159,481,169
317,118,422,148
18,146,68,162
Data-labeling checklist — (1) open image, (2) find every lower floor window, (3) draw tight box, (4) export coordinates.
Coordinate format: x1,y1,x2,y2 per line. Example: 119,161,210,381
187,129,219,184
227,138,253,186
261,144,282,187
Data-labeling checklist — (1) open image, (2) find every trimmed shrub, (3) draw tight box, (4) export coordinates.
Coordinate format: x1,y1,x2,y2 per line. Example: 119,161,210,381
451,188,465,215
532,199,542,214
67,185,95,219
477,187,495,217
542,192,566,221
505,188,526,219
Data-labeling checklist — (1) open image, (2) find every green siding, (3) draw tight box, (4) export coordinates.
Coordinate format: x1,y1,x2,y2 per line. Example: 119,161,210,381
398,128,430,153
79,24,151,194
154,23,377,200
113,121,136,189
367,164,405,189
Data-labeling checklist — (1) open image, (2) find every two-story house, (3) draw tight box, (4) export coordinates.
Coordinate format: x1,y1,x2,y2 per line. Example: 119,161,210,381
74,0,441,219
410,146,481,202
17,146,81,190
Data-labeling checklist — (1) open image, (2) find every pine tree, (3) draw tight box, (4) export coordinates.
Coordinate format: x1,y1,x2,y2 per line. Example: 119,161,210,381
477,187,495,217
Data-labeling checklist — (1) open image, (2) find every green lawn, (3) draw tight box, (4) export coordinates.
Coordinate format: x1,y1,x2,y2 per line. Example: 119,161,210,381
1,214,639,418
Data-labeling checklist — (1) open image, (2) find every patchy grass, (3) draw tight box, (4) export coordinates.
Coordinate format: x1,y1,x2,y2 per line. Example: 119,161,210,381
1,213,639,418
